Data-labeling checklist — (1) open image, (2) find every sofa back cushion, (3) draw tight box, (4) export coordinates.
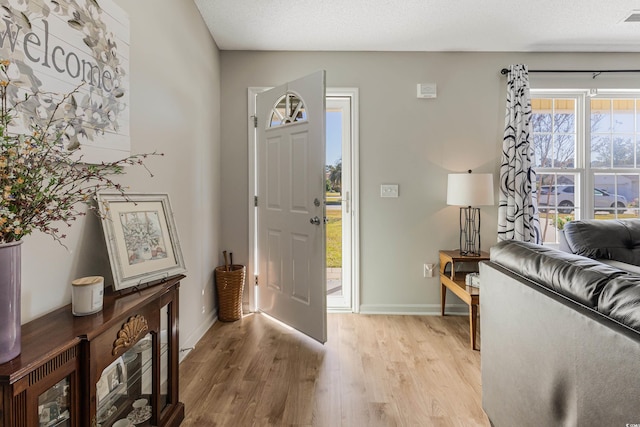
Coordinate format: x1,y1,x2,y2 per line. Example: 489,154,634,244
598,276,640,333
491,240,626,309
563,219,640,266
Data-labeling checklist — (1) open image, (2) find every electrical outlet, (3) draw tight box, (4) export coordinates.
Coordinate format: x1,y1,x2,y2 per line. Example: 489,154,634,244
424,263,436,278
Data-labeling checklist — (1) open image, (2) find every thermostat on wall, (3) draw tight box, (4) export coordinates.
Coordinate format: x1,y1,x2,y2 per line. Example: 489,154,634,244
417,83,437,99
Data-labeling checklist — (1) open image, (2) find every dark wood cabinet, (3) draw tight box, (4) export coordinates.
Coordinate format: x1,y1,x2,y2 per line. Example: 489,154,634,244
0,275,185,427
1,342,80,426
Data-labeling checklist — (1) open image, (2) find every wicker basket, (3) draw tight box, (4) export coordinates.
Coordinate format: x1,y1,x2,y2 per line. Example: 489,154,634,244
215,265,245,321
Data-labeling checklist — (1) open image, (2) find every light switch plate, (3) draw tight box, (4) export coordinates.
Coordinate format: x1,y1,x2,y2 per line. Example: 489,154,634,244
380,184,399,198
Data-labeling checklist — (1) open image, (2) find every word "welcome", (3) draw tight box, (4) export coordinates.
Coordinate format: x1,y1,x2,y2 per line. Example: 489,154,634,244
0,17,118,93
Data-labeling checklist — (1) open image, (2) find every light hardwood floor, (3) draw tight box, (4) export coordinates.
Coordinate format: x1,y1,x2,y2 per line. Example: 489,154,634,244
179,313,491,427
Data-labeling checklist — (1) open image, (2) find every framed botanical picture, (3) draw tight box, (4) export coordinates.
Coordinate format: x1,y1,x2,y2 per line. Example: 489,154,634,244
97,192,186,291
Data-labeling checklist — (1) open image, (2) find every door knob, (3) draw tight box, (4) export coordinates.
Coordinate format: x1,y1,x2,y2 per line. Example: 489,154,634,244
310,216,321,225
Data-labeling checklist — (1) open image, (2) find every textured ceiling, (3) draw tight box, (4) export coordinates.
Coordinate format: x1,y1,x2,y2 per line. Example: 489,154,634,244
193,0,640,52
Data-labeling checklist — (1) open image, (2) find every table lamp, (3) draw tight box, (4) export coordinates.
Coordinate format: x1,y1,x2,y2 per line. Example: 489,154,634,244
447,171,494,256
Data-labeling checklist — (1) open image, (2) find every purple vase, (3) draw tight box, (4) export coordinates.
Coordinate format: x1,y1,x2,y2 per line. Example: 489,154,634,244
0,240,22,364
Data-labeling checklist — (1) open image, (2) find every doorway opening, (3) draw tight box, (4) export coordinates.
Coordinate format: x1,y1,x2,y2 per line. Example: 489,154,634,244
248,87,359,314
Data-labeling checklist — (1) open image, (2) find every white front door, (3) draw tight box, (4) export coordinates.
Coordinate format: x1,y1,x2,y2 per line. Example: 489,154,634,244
256,71,327,343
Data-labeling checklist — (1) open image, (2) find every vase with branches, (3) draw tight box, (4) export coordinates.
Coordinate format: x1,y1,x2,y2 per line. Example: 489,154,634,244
0,59,159,245
0,58,159,363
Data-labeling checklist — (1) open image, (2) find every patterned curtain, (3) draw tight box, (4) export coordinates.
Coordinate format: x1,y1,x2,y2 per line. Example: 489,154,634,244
497,64,542,243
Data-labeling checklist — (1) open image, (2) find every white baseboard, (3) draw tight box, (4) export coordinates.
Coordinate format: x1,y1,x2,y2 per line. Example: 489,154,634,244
179,309,218,363
327,306,354,314
358,303,468,316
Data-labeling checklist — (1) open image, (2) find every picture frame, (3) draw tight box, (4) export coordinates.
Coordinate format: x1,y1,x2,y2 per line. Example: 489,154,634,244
96,356,126,407
97,192,186,291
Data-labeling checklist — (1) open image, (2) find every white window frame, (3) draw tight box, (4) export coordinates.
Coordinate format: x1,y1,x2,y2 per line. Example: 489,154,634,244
532,89,640,244
531,90,586,244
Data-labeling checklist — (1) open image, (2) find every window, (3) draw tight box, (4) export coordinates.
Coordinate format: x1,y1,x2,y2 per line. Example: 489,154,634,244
269,93,307,127
532,91,640,244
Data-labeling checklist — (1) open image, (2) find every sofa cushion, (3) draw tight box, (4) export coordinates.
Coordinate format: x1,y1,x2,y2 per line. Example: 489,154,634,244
598,276,640,333
563,219,640,266
490,240,626,309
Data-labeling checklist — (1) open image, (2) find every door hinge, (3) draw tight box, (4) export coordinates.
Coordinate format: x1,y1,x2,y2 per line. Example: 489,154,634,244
251,115,258,128
254,275,259,286
254,195,258,207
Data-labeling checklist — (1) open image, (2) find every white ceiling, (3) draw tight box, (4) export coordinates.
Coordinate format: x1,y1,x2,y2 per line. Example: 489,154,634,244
193,0,640,52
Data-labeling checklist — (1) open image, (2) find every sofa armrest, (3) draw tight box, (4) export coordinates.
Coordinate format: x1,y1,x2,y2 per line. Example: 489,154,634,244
480,261,640,427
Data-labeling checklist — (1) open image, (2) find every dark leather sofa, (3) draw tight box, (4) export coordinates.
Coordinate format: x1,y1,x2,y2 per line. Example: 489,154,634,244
480,219,640,426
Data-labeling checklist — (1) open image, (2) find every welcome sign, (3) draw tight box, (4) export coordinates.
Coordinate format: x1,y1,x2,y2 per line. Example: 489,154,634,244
0,0,129,163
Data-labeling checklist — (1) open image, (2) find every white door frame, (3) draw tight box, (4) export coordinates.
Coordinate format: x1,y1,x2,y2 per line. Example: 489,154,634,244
248,87,360,314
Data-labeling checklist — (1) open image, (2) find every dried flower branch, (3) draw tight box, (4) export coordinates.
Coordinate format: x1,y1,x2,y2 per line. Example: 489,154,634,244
0,59,161,245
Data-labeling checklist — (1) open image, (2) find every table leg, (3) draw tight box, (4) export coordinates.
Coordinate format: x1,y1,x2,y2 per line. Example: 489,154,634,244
470,303,478,350
440,282,446,316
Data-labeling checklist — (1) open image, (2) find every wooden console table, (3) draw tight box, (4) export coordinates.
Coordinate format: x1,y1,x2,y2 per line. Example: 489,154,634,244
0,275,185,427
439,250,489,350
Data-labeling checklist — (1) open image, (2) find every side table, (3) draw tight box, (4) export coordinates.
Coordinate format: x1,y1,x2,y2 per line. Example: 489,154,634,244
439,250,490,350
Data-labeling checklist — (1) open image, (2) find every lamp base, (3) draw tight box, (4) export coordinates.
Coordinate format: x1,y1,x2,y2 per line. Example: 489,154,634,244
459,206,481,257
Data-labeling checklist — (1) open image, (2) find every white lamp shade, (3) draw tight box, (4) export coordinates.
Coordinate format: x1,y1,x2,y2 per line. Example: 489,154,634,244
447,173,494,206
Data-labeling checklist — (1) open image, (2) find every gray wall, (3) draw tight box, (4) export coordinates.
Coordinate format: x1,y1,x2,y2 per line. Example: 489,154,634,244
18,10,640,353
21,0,222,353
220,51,640,313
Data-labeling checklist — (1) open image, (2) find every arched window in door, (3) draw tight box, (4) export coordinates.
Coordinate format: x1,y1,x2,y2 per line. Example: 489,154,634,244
269,92,307,127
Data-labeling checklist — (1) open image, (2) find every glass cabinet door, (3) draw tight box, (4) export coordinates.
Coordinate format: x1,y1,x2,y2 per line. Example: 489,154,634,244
96,333,153,426
159,303,170,412
38,376,72,427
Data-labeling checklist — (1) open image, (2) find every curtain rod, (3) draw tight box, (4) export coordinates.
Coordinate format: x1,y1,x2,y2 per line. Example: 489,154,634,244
500,68,640,78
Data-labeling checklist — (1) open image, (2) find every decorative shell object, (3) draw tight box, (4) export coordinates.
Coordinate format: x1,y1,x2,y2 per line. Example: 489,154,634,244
112,315,149,355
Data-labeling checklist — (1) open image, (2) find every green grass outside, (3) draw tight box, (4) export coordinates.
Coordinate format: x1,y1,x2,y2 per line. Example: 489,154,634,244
539,211,638,234
326,208,342,268
594,213,638,220
539,212,638,221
